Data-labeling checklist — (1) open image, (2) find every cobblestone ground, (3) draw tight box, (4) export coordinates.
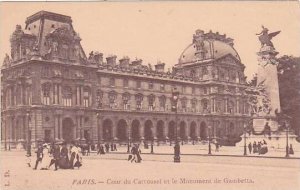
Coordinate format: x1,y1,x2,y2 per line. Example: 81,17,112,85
1,150,300,190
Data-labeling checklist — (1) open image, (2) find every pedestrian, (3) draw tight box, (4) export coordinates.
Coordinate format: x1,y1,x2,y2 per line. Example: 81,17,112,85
257,142,262,155
289,144,294,155
130,145,137,163
248,142,252,154
97,143,101,155
59,142,70,169
99,144,105,154
40,143,51,170
110,143,114,151
253,141,257,154
49,142,61,171
33,144,43,170
113,143,117,151
105,143,109,153
263,139,267,145
215,142,219,152
136,145,142,163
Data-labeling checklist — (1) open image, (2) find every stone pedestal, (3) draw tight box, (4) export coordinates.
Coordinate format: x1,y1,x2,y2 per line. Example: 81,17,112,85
253,45,281,132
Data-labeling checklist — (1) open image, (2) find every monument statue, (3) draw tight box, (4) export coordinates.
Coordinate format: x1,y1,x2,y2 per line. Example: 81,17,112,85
256,26,281,48
252,26,281,133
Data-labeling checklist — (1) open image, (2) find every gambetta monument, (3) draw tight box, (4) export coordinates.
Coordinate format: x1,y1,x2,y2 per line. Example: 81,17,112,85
251,26,281,134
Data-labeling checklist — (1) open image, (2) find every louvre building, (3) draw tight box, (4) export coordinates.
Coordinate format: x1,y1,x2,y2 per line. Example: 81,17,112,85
1,11,251,149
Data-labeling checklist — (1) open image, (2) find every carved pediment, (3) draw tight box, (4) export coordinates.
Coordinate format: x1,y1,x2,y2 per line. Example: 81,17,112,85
215,54,241,66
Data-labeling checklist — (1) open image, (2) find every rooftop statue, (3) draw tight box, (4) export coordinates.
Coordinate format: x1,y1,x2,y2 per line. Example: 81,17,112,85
256,25,280,48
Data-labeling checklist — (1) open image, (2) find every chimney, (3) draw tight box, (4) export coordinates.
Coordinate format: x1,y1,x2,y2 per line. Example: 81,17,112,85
119,56,130,67
106,55,117,66
155,62,165,73
131,58,143,67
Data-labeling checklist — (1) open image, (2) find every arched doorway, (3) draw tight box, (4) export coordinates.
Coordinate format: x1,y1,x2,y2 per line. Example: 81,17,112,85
117,119,127,141
190,121,197,139
168,121,176,140
103,119,113,141
156,120,164,140
131,120,140,141
179,121,186,139
144,120,153,141
200,121,207,140
62,118,74,143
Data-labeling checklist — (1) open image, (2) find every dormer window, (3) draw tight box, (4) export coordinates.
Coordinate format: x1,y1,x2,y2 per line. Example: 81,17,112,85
51,24,55,28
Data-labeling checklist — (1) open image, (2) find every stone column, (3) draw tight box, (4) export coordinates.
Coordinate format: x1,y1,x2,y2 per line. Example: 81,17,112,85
164,122,168,139
58,115,62,140
112,119,117,141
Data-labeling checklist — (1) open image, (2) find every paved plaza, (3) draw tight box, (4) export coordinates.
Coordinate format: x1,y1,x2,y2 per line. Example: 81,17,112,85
1,147,300,190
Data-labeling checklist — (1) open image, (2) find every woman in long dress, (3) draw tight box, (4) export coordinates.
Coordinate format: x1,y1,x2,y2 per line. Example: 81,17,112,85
40,144,51,170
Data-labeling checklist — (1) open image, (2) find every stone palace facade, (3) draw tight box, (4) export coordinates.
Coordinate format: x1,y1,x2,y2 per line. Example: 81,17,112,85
1,11,250,148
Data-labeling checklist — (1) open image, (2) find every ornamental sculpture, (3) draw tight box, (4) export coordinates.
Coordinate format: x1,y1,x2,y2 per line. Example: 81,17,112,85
256,25,280,48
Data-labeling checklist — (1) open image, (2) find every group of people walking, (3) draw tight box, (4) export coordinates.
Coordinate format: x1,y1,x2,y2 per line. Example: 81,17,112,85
30,141,82,170
128,144,142,163
96,143,117,155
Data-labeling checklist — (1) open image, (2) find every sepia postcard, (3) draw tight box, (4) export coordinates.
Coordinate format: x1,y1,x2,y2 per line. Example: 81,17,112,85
0,1,300,190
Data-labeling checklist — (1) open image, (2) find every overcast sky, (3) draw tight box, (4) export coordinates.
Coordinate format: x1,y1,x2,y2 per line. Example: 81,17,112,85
1,2,300,79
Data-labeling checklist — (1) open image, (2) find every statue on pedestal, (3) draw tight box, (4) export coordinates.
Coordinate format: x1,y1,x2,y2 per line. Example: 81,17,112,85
256,25,280,48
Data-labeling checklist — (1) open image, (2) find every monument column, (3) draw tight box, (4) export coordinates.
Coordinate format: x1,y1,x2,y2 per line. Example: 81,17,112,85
253,26,281,132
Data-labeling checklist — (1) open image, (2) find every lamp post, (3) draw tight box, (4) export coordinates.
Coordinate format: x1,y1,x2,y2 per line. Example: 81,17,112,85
285,121,289,158
172,90,180,163
96,112,100,146
208,126,212,155
127,128,131,153
26,111,31,156
151,139,154,154
243,123,247,156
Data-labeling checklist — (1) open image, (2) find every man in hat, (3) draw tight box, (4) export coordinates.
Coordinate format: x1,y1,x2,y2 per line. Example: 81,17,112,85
33,144,43,170
49,142,62,171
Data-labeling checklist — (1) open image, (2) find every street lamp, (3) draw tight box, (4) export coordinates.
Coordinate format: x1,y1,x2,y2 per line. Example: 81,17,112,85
285,121,289,158
172,90,180,163
96,112,100,146
208,126,212,155
26,111,31,156
243,123,247,156
127,128,131,153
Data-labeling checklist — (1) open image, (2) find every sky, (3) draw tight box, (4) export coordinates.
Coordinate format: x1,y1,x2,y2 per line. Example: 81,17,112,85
0,2,300,79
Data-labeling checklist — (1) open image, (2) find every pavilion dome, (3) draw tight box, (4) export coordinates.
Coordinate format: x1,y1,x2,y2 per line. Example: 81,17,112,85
177,29,241,66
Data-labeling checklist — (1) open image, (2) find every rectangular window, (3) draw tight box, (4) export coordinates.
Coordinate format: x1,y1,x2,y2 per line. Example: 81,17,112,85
160,84,165,91
123,79,129,88
83,98,89,107
110,78,115,87
192,87,195,94
149,82,153,90
136,81,141,89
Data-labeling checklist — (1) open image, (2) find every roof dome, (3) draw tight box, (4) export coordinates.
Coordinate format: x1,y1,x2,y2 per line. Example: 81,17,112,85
177,30,240,66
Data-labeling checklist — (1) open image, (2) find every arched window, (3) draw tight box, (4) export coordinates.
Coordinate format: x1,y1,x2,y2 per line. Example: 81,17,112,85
191,98,197,112
96,90,103,108
135,93,143,110
42,83,51,105
159,95,166,111
181,97,187,112
148,94,155,111
228,100,234,114
122,92,130,110
201,99,209,113
62,86,72,106
83,86,91,107
108,91,117,109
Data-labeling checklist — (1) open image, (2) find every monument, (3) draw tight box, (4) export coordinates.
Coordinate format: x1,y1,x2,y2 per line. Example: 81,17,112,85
252,26,281,133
